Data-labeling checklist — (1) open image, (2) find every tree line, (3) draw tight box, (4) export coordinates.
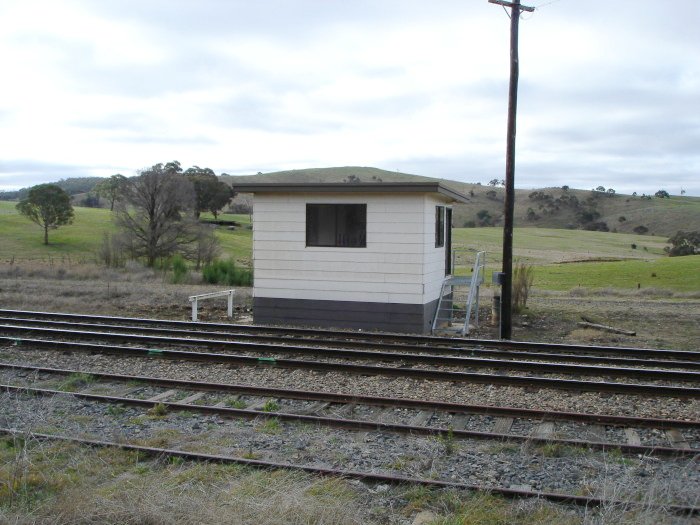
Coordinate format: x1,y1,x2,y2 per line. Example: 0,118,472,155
15,161,237,268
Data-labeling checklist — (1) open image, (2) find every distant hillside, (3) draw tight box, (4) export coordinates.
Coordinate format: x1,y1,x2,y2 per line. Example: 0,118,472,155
224,167,700,238
3,167,698,237
221,166,433,184
0,177,105,201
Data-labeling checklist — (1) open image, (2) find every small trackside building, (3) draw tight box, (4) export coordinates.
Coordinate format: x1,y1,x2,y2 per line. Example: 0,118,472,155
235,182,469,334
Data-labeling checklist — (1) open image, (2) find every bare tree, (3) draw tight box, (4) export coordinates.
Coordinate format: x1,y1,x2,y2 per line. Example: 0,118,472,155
114,163,197,266
180,223,221,270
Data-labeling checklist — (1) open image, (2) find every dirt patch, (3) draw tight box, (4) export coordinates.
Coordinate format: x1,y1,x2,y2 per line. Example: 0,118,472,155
467,292,700,351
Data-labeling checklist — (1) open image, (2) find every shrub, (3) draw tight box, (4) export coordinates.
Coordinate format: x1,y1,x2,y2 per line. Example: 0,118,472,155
171,254,189,284
666,230,700,256
476,209,493,227
97,233,127,268
633,225,649,235
512,260,534,313
202,259,253,286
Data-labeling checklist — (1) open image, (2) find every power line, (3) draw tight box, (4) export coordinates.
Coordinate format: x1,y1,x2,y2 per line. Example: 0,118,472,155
534,0,563,8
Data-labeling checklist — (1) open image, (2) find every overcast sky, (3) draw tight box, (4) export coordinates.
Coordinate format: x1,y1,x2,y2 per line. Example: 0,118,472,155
1,0,698,195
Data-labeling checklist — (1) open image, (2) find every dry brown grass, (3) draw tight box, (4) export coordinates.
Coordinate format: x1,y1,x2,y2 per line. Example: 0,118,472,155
580,455,700,525
0,261,252,320
0,438,370,525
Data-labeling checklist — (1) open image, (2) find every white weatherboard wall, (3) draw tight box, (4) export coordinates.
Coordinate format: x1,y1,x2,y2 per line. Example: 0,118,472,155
252,192,449,308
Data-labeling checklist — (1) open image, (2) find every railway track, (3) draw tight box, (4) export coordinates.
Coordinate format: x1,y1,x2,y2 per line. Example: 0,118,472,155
4,322,700,382
4,335,700,397
2,316,699,372
0,309,696,361
2,310,698,515
2,362,698,456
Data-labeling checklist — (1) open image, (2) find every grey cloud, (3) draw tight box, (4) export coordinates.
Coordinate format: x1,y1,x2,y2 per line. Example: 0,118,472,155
201,93,345,134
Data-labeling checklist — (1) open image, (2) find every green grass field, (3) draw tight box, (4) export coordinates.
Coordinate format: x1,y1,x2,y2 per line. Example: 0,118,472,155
0,201,117,261
0,202,252,265
2,201,697,292
452,227,668,266
535,256,700,291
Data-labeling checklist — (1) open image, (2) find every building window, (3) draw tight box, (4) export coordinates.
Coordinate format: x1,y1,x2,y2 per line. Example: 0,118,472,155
306,204,366,247
435,206,445,247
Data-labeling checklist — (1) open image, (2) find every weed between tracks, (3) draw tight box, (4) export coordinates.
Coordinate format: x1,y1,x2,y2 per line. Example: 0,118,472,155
57,372,95,392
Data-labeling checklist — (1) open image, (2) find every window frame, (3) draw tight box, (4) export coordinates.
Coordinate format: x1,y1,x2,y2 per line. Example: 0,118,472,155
305,203,367,248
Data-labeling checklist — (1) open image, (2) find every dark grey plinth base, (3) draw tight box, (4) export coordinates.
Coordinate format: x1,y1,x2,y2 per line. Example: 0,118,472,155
254,297,438,334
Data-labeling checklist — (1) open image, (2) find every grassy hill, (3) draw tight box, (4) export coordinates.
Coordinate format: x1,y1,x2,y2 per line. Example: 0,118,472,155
444,184,700,238
5,167,697,237
223,167,700,238
3,200,698,292
221,166,433,184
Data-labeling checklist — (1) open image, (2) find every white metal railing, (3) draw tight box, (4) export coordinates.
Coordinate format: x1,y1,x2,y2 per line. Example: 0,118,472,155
188,289,236,322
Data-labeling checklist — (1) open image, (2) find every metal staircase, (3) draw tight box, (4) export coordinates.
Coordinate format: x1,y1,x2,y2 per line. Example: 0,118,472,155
431,251,485,336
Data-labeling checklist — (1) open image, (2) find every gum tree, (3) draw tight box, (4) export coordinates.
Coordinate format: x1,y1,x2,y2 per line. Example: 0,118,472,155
16,183,74,245
184,166,235,219
95,174,127,211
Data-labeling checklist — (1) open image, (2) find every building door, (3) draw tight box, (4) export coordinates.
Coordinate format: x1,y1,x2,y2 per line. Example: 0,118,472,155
445,207,452,275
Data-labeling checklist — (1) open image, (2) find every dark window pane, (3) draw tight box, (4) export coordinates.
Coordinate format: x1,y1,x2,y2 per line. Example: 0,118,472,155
306,204,366,247
435,206,445,247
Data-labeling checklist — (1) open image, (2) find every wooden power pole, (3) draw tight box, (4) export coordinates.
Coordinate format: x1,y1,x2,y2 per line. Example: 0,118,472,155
488,0,534,340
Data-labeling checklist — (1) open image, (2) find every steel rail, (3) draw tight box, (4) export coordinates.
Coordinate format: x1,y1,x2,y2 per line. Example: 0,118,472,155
4,362,698,430
0,428,697,515
3,316,699,371
3,384,696,458
2,325,699,383
0,309,695,361
4,337,700,398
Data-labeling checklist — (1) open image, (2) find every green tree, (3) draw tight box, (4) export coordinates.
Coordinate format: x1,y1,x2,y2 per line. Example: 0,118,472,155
655,189,670,198
95,174,127,211
184,166,235,219
666,231,700,256
16,184,74,245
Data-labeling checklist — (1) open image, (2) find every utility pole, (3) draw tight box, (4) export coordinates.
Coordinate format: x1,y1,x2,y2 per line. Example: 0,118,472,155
488,0,534,340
